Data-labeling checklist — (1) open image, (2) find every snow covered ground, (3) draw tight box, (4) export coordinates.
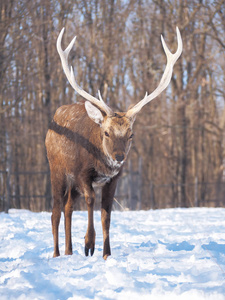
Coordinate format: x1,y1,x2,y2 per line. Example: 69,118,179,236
0,208,225,300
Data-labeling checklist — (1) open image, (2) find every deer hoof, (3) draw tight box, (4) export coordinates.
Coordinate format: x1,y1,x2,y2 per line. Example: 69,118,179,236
53,252,60,258
85,245,95,256
103,253,111,260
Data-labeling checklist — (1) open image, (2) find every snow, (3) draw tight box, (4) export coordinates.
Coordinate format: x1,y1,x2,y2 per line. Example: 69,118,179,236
1,208,225,300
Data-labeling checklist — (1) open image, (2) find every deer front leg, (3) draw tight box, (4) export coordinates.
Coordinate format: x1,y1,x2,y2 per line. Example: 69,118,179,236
101,178,118,260
84,187,96,256
101,203,112,260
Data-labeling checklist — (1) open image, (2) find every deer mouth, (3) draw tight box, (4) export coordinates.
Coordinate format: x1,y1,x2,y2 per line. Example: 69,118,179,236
106,154,125,168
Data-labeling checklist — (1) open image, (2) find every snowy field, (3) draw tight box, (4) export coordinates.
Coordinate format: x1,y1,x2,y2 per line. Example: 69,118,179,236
1,208,225,300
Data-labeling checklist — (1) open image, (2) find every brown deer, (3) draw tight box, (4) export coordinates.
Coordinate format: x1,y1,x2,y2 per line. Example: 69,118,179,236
45,27,182,259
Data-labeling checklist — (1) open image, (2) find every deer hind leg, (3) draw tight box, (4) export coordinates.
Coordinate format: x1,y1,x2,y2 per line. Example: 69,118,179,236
64,188,73,255
51,200,61,257
63,186,80,255
84,187,96,256
51,171,65,257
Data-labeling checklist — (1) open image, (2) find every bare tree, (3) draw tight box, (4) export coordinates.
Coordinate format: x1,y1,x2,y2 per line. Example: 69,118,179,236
0,0,225,211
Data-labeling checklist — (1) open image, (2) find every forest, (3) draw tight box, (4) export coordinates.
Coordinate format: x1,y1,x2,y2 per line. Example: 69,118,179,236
0,0,225,212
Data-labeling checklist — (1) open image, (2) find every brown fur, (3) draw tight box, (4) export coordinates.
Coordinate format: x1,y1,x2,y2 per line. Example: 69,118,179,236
45,102,134,259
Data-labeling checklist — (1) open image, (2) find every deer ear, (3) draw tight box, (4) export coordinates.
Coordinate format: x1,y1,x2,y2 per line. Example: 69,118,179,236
85,101,104,125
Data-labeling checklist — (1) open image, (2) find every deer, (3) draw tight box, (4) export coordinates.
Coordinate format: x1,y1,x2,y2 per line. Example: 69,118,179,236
45,27,182,259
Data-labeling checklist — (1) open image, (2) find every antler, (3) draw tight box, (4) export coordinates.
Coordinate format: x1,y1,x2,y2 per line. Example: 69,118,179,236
57,28,113,116
126,27,182,119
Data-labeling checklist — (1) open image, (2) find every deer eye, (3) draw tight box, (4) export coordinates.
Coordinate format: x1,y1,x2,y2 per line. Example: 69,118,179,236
129,133,134,139
105,131,110,137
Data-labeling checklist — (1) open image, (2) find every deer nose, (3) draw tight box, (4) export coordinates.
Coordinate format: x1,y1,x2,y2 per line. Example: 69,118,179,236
115,154,124,162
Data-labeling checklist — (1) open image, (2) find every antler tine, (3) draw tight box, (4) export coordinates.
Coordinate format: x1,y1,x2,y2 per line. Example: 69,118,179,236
98,90,105,103
126,27,182,119
56,28,113,116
